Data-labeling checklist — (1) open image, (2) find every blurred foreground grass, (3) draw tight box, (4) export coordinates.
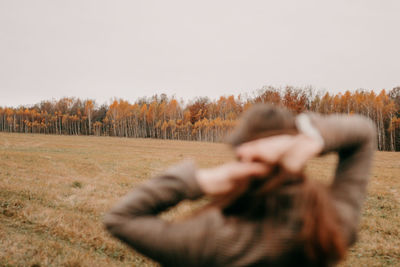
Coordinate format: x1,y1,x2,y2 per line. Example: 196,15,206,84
0,132,399,266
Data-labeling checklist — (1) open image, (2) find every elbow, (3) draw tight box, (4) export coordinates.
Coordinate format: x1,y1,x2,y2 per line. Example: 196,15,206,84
103,211,126,236
103,212,118,233
363,117,377,148
365,117,376,138
354,115,377,148
103,212,115,230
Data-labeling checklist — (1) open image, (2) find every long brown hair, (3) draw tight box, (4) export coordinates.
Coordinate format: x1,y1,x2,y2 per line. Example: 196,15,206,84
221,104,347,265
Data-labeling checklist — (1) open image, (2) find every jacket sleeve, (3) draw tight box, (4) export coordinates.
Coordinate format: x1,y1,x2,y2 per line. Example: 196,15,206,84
103,160,211,265
308,113,376,244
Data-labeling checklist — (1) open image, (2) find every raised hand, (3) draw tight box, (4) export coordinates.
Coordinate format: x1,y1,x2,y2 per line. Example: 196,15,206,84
235,135,297,164
195,161,271,196
236,134,323,174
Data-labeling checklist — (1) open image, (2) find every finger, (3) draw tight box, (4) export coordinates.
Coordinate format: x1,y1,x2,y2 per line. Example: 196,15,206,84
280,135,322,174
235,143,259,162
230,162,271,180
280,145,307,174
236,135,296,164
236,141,271,163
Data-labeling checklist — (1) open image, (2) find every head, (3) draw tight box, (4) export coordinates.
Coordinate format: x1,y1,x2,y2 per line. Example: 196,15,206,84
221,104,347,265
228,103,298,146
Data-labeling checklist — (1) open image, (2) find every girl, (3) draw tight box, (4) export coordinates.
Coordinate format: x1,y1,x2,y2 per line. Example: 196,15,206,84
104,104,376,266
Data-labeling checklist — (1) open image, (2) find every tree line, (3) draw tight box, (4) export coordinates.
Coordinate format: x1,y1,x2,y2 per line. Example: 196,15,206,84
1,86,399,151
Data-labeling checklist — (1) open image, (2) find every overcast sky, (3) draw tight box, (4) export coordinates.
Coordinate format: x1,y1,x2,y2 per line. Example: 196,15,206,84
0,0,399,107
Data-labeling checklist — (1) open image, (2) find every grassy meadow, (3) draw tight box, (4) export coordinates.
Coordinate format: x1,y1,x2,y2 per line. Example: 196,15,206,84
0,132,399,266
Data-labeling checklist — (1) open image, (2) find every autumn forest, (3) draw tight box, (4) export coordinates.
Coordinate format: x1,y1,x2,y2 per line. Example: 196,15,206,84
1,86,400,151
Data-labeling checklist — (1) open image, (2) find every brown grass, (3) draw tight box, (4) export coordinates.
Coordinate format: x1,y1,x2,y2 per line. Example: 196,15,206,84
0,132,399,266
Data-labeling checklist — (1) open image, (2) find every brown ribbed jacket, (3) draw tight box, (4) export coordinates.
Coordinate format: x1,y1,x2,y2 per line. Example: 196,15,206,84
104,114,376,266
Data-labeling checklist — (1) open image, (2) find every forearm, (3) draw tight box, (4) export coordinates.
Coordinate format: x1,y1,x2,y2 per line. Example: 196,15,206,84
307,113,376,236
103,161,204,248
308,113,376,192
307,113,376,155
103,161,229,265
105,160,203,218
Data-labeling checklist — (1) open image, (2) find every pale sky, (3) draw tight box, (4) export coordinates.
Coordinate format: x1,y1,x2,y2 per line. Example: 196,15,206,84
0,0,399,107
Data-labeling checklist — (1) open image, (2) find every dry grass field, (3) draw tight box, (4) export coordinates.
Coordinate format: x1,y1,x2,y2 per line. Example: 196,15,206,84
0,132,399,266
